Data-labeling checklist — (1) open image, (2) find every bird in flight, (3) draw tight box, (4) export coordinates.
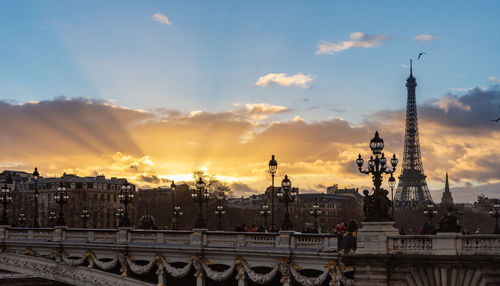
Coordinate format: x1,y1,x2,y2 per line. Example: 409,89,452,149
418,52,426,59
491,118,500,123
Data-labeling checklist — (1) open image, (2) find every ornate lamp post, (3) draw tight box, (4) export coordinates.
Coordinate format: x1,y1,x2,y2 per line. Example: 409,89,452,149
260,202,271,229
268,155,278,231
0,184,12,225
18,213,26,227
54,182,69,226
172,206,183,230
309,201,323,233
277,175,297,230
192,178,209,228
116,206,124,226
488,203,500,234
170,181,177,230
215,205,225,230
388,174,396,219
356,131,398,221
423,202,438,223
81,209,90,228
48,210,57,227
32,167,40,228
118,182,134,227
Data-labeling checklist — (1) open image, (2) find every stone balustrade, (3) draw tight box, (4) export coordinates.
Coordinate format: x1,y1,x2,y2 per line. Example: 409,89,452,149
0,226,338,252
387,233,500,255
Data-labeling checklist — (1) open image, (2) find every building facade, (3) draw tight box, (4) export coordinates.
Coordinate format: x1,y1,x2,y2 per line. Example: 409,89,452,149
2,171,135,228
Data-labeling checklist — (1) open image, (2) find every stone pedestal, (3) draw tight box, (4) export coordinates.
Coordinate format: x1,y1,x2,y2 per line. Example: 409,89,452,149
433,232,460,255
356,221,398,255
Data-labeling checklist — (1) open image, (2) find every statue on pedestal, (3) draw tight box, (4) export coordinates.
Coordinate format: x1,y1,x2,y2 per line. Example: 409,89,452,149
438,205,462,232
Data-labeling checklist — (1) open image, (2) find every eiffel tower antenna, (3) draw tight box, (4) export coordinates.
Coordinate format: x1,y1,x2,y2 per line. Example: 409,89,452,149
394,60,433,208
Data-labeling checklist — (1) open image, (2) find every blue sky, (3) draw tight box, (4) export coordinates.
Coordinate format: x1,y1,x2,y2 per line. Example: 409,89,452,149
0,1,500,201
1,0,499,123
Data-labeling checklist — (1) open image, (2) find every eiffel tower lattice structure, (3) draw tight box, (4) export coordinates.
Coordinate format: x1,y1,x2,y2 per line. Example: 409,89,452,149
394,60,433,207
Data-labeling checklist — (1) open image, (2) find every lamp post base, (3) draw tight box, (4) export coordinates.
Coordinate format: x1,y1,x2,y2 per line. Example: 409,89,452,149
195,217,205,229
281,218,293,231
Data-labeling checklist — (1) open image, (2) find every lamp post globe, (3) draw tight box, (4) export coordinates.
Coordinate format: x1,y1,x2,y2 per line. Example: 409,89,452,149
32,167,40,228
489,203,500,234
54,182,69,226
81,209,90,228
119,182,133,227
170,180,176,229
268,155,278,232
388,174,396,219
309,202,322,233
260,202,271,229
278,175,295,231
356,131,398,221
18,213,26,227
0,184,12,225
193,177,208,228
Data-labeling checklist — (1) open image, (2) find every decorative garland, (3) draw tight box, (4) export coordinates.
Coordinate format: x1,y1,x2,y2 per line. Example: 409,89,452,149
243,261,279,284
18,247,354,286
290,263,329,286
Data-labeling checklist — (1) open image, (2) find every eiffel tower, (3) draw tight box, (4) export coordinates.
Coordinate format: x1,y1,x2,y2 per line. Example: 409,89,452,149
394,60,433,207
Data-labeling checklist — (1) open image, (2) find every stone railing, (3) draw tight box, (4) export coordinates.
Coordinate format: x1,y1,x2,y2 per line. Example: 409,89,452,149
0,226,338,252
387,233,500,255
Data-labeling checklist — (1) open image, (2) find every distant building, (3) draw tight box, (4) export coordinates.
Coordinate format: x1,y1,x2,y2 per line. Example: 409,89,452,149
440,173,454,206
6,171,134,228
326,184,363,200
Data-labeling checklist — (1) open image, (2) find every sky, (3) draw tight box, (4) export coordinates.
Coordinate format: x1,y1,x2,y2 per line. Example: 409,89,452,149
0,1,500,202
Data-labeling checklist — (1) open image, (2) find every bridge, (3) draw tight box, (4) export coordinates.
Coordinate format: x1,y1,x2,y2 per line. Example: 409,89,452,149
0,226,345,286
0,225,499,285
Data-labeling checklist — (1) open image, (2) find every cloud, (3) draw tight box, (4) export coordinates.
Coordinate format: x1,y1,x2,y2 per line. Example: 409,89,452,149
256,73,314,88
414,34,438,43
436,94,471,113
316,32,391,55
489,77,500,83
244,103,289,120
152,13,172,26
1,88,500,202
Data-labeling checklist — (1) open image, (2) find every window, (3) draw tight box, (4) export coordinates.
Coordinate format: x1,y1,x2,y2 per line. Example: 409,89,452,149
94,194,98,201
83,183,87,189
100,194,104,201
107,194,110,201
113,195,117,202
48,194,51,201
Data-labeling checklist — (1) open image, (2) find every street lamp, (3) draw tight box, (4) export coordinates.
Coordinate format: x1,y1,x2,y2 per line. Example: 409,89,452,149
172,206,183,230
356,131,398,221
260,202,271,229
18,213,26,227
0,184,12,225
171,181,176,229
81,209,90,228
32,167,40,228
268,155,278,231
423,202,438,223
489,203,500,234
388,174,396,219
118,182,134,227
215,205,225,230
48,210,57,227
309,201,323,233
116,206,124,227
54,182,69,226
277,175,297,230
192,178,209,228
